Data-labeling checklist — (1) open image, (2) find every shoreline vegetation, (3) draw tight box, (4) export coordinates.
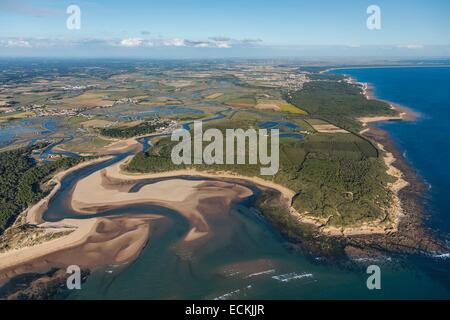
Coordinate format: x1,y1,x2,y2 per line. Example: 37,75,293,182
0,145,86,232
0,157,111,276
0,66,445,295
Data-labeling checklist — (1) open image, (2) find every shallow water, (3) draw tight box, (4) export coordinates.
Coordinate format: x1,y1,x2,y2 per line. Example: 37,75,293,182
0,117,60,148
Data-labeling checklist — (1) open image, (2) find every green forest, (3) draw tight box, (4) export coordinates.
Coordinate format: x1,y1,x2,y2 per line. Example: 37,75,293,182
0,147,82,233
100,120,171,138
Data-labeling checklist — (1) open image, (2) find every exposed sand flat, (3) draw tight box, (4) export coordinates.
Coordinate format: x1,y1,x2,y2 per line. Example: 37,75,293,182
0,218,97,278
26,156,113,225
359,115,404,127
0,215,160,283
107,156,296,201
100,137,141,153
72,163,254,242
72,172,204,210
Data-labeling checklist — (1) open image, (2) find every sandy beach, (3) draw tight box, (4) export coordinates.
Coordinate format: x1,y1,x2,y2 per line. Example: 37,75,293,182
352,78,418,134
71,161,255,242
358,105,416,133
0,214,161,284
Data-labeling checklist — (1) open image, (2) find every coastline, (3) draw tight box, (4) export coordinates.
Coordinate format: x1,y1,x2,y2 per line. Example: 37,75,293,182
1,70,446,287
347,75,418,127
325,64,450,74
339,72,445,253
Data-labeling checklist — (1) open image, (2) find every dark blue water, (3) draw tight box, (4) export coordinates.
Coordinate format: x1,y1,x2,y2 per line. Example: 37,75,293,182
258,121,299,130
333,67,450,237
257,121,304,139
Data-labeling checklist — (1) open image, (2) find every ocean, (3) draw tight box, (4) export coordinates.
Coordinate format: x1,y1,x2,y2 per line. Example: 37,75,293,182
333,67,450,236
61,67,450,300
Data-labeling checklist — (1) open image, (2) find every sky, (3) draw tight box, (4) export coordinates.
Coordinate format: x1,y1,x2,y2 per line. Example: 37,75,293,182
1,0,450,58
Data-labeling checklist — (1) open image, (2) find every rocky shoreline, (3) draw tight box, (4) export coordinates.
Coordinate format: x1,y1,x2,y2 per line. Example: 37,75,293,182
343,125,446,258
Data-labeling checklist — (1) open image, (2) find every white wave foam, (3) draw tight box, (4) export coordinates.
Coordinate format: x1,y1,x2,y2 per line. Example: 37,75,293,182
432,253,450,259
214,289,241,300
272,272,313,283
246,269,276,278
214,284,254,300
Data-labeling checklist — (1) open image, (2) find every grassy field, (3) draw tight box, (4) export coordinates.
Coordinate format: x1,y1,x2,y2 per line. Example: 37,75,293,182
254,99,307,114
53,92,114,109
80,119,115,128
9,92,58,106
60,136,111,153
225,96,257,108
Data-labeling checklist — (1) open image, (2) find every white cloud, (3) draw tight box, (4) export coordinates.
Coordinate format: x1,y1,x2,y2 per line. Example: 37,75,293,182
0,36,262,50
194,42,210,48
120,38,144,47
5,39,31,47
397,44,424,49
214,41,231,48
163,38,186,47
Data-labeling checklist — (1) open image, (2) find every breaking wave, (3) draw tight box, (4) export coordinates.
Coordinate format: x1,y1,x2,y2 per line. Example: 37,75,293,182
246,269,276,278
272,272,313,282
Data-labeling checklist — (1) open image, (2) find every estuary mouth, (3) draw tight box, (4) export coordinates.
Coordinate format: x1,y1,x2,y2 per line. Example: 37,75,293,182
1,3,450,302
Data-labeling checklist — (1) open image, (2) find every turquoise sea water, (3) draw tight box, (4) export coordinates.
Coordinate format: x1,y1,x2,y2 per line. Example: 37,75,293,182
60,67,450,299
